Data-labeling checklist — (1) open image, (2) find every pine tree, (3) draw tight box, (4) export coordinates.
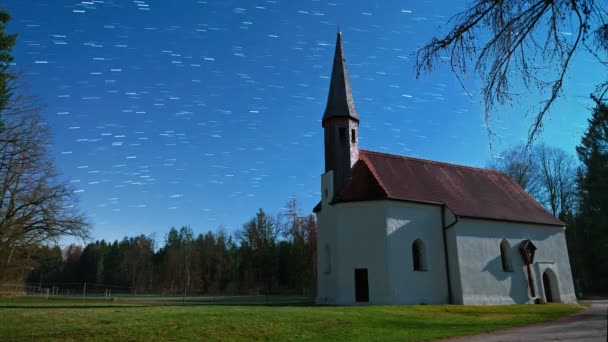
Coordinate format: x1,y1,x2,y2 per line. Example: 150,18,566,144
0,10,17,113
574,97,608,293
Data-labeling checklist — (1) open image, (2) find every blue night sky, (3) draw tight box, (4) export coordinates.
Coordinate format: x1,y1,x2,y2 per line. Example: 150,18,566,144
3,1,602,243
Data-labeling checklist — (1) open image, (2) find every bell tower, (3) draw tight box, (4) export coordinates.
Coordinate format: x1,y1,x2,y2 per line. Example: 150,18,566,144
322,31,360,197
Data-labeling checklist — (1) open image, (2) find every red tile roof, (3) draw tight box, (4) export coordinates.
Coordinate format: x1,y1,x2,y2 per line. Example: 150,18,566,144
333,150,563,226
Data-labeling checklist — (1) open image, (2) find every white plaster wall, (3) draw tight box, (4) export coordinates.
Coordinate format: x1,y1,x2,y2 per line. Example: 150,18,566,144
333,202,390,304
453,218,576,304
316,171,339,304
316,205,339,304
317,172,390,304
320,203,390,305
444,210,464,304
317,199,451,305
385,202,449,304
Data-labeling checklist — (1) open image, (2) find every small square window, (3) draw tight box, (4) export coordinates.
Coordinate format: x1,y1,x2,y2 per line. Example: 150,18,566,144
351,129,356,143
339,127,346,141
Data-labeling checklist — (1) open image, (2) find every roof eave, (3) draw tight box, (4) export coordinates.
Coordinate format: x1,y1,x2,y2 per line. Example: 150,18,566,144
457,215,565,227
322,115,360,127
332,197,564,227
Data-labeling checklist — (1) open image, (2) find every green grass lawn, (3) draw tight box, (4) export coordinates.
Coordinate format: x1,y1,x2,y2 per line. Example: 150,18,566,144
0,297,582,341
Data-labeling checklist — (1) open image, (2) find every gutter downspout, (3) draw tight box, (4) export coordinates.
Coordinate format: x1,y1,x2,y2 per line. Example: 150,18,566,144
441,205,459,304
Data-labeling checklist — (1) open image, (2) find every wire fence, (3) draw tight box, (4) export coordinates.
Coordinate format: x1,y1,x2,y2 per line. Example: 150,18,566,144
0,282,314,306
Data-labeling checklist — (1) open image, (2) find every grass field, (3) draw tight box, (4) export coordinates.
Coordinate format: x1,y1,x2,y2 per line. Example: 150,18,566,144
0,297,582,341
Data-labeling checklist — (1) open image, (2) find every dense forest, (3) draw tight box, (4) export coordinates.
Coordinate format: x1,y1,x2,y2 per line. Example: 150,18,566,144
20,199,317,296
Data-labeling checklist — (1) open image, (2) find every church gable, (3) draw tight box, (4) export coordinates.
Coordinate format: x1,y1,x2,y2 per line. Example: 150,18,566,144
336,159,387,202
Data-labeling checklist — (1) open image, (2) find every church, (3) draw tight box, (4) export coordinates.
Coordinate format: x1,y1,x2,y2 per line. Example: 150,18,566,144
313,32,577,305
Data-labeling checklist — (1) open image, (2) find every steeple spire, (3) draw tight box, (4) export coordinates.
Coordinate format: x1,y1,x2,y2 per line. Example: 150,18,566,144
322,31,359,127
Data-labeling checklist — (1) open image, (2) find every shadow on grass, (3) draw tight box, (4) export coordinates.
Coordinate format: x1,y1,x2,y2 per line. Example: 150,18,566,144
0,304,145,309
1,303,323,310
152,300,318,307
105,295,319,307
0,298,320,309
1,295,320,308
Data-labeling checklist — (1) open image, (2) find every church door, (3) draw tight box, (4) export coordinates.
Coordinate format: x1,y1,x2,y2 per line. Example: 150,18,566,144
354,268,369,302
543,271,553,302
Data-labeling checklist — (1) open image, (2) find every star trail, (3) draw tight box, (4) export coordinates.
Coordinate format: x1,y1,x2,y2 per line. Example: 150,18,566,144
4,1,600,242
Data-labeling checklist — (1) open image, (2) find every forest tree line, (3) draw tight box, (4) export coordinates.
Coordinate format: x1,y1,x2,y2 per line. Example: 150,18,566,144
23,199,317,296
15,100,608,297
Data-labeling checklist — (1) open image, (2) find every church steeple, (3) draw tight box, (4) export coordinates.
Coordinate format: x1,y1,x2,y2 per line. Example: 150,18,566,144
322,31,360,197
322,31,359,127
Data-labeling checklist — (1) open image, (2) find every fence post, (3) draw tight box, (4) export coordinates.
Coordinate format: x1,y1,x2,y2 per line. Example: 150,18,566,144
82,282,87,303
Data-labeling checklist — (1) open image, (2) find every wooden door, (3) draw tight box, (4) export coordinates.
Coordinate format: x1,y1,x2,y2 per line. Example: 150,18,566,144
354,268,369,303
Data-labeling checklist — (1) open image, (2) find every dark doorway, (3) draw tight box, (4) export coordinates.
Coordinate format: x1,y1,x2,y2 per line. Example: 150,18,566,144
543,271,553,302
354,268,369,303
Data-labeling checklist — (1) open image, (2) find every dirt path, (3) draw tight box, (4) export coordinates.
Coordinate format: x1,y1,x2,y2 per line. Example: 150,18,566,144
438,300,607,342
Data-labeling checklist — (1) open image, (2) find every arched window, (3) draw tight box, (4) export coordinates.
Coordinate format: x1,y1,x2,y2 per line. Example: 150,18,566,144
412,239,427,271
324,244,331,274
500,240,513,272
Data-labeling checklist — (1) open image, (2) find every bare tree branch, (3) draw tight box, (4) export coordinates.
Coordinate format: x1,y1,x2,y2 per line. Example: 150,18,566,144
0,78,90,283
416,0,608,144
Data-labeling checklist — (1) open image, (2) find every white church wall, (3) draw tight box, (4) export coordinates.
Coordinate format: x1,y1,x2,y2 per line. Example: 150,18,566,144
385,202,449,304
444,220,464,304
333,202,390,305
316,203,340,304
316,196,390,304
453,218,577,305
317,171,338,304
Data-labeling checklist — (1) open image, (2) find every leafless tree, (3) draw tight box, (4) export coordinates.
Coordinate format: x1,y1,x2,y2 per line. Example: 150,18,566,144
0,83,90,283
489,144,578,219
532,144,578,219
416,0,608,144
488,145,541,198
236,209,282,253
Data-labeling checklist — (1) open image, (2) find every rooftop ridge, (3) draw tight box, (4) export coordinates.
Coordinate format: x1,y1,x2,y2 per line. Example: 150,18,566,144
359,149,507,176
